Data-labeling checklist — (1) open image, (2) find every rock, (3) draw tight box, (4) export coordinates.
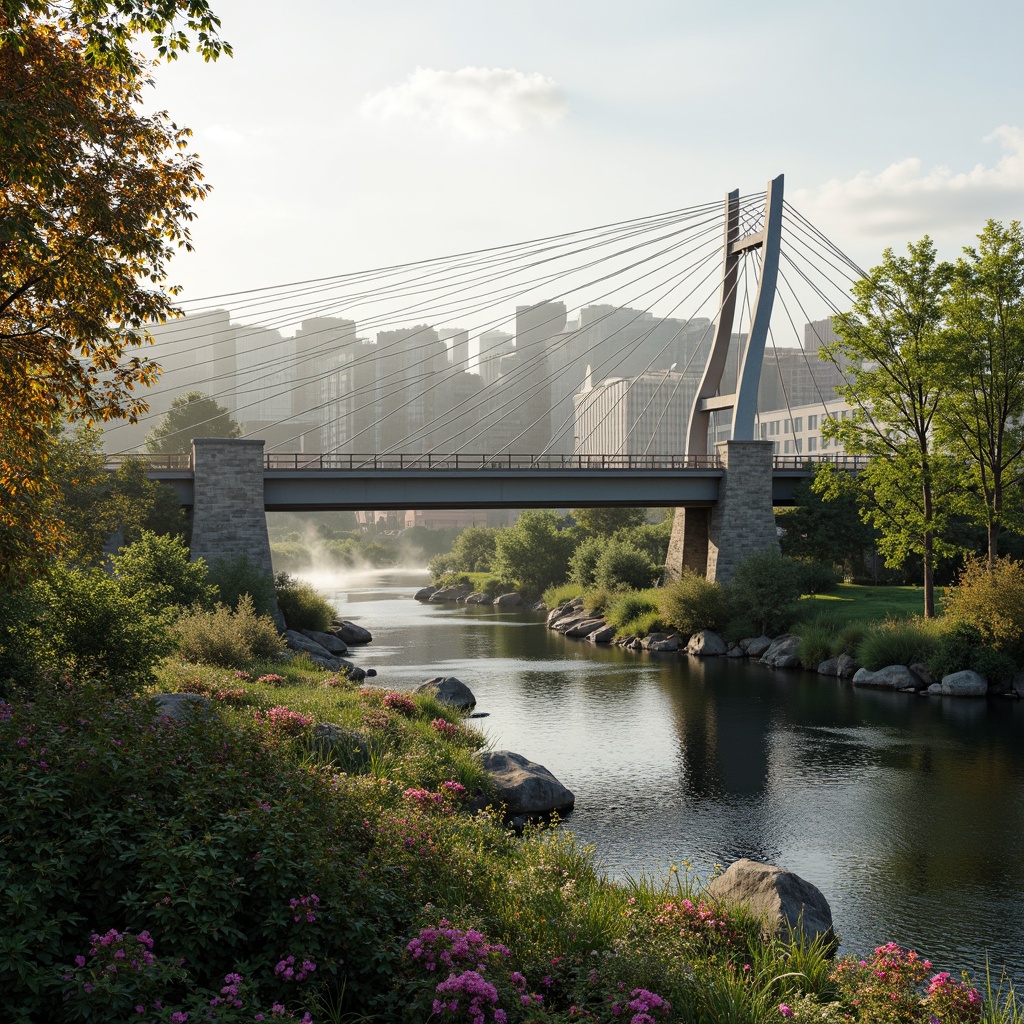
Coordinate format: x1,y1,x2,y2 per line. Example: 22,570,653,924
648,635,682,652
429,584,473,603
493,592,523,608
415,675,477,711
586,625,617,643
465,592,492,604
332,619,373,645
741,635,774,658
706,858,835,948
531,600,547,612
300,629,348,656
477,750,575,819
546,605,571,627
641,632,669,649
687,630,727,656
908,662,934,689
836,653,858,679
283,630,342,668
760,635,802,669
553,614,590,634
414,586,437,602
935,670,988,697
338,659,368,682
817,657,840,677
852,665,918,690
153,692,212,723
726,645,745,658
565,618,607,638
310,723,373,764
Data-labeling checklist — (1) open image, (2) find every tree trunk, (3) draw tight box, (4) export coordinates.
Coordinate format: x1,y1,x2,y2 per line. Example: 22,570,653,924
922,479,935,618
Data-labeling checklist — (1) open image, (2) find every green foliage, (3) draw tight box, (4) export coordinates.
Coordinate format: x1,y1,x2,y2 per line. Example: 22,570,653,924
927,621,1017,684
856,617,940,670
604,590,664,635
447,526,499,573
571,506,647,537
942,556,1024,664
269,540,314,574
797,560,841,594
542,583,586,608
796,625,836,669
172,594,285,667
659,572,728,636
109,530,216,612
274,573,335,632
24,564,173,696
207,555,277,617
492,509,575,594
614,515,674,568
568,535,605,588
727,550,806,636
145,390,241,454
593,539,657,591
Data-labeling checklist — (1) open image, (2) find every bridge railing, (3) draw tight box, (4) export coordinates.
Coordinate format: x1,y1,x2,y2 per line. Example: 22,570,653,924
104,451,871,473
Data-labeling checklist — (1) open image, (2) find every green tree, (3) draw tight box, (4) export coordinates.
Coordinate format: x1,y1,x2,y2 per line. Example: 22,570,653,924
936,220,1024,565
593,539,657,591
825,237,961,617
1,2,225,577
109,531,216,612
492,510,575,594
571,506,647,538
145,391,242,453
447,526,499,572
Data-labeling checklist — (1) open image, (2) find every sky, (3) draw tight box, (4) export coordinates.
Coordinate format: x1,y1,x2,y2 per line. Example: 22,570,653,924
145,0,1024,319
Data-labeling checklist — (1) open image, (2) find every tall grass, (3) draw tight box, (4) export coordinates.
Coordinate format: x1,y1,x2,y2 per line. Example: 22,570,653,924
856,616,941,670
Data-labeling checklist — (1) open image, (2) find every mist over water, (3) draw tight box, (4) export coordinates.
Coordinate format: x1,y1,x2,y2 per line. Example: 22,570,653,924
312,568,1024,985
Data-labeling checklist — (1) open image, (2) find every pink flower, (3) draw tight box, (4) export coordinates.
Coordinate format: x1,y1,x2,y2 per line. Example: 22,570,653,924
779,1005,794,1019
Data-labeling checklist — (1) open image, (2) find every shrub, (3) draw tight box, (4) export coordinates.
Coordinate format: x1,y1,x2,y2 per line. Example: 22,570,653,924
593,540,657,591
542,583,586,609
569,536,605,588
942,556,1024,665
659,572,728,636
109,530,217,612
726,550,805,636
927,621,1017,684
172,594,285,667
834,623,867,657
796,560,840,595
796,625,835,669
605,591,664,635
207,555,278,617
856,617,939,670
270,540,314,573
275,573,335,632
25,565,173,697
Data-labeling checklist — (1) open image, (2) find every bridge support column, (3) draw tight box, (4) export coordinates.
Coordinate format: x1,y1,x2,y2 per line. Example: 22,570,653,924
666,441,778,584
189,438,284,629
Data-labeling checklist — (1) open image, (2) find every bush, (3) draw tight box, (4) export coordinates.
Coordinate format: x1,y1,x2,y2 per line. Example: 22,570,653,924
834,623,868,657
275,573,335,632
796,560,840,595
856,617,939,670
942,556,1024,665
927,621,1017,684
25,565,173,697
542,583,586,609
726,550,805,636
605,591,664,635
109,530,217,612
796,625,835,669
172,594,285,667
593,540,657,591
568,536,605,588
270,540,314,573
207,555,277,617
659,572,728,636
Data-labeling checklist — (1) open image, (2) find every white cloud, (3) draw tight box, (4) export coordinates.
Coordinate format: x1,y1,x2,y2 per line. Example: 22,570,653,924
796,127,1024,238
203,124,249,147
360,66,567,141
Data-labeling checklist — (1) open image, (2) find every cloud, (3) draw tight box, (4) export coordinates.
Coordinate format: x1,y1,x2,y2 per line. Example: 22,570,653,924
796,127,1024,237
202,124,249,147
360,66,567,140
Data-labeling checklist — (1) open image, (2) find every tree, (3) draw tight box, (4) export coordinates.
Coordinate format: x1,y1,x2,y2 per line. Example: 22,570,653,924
1,3,225,577
492,510,575,594
145,391,242,453
571,506,647,538
825,237,961,617
936,220,1024,565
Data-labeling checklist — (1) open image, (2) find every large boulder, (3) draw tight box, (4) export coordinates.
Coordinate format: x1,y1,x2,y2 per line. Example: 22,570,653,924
429,584,473,603
283,630,343,670
300,629,348,656
414,586,437,602
817,657,840,677
706,858,835,948
852,665,917,690
648,635,683,652
687,630,727,656
760,635,802,669
332,619,373,645
564,617,607,638
836,653,858,679
586,625,617,643
929,670,988,697
493,592,523,609
477,750,575,819
741,635,774,658
415,675,477,711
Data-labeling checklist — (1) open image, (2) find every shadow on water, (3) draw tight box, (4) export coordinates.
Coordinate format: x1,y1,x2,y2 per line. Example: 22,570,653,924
317,568,1024,984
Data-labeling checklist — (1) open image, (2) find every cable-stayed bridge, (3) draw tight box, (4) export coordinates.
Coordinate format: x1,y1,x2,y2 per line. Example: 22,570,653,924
108,174,865,587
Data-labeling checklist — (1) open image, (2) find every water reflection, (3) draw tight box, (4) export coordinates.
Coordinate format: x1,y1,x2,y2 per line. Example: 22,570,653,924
318,569,1024,984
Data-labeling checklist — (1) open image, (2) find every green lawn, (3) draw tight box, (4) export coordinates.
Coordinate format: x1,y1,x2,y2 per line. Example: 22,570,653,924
803,583,929,623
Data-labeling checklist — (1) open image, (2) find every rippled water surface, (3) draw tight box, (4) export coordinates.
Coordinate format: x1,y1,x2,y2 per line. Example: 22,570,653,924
317,568,1024,983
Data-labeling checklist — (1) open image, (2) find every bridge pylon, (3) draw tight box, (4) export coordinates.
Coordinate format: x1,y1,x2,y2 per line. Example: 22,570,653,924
668,176,784,585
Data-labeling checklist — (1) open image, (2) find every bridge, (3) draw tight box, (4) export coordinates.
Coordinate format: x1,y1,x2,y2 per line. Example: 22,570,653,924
107,173,866,594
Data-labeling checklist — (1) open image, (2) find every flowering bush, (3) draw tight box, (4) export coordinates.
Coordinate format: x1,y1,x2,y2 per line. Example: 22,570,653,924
431,717,460,738
383,691,417,717
254,706,313,737
256,673,287,687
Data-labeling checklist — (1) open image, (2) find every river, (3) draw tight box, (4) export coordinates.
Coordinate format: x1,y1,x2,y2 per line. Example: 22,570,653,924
312,568,1024,985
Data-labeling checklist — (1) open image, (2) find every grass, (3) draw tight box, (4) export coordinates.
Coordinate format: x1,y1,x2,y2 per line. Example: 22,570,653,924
800,584,930,625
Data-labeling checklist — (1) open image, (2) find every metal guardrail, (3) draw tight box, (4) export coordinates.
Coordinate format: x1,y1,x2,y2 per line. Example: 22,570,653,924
105,452,870,473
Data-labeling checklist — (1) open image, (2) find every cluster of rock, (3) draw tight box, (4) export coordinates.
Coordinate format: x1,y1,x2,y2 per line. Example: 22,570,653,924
281,618,375,681
545,598,1024,699
415,584,529,609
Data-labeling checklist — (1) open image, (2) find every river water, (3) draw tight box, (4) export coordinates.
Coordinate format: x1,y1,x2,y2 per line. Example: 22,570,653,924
313,568,1024,984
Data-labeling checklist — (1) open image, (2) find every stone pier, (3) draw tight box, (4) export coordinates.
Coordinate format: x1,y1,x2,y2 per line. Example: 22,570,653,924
189,438,283,627
666,440,778,583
